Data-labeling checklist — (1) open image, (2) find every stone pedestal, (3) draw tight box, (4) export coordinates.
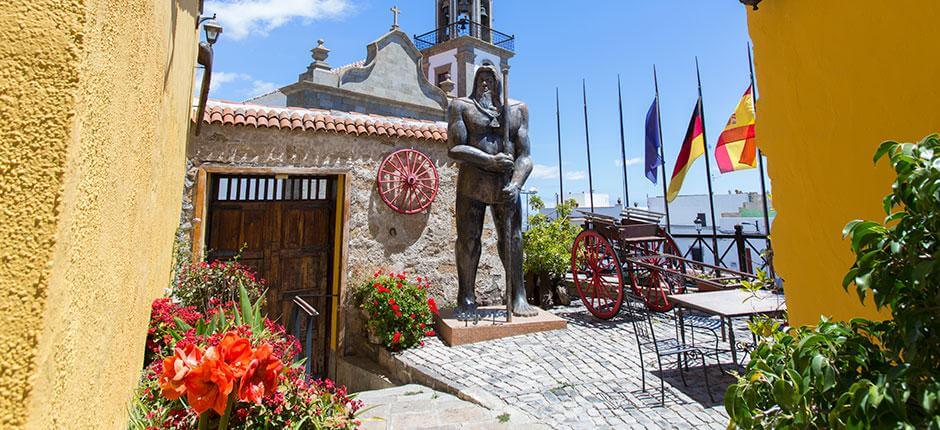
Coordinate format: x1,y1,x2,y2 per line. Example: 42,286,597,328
435,306,567,346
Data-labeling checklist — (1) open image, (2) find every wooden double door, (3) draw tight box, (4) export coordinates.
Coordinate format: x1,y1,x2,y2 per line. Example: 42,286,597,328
206,174,337,376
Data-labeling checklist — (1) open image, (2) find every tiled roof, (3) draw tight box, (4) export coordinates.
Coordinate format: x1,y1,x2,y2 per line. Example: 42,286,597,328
199,100,448,142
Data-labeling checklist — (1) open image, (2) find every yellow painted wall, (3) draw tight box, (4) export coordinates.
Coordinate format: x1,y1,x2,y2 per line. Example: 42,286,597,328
0,1,200,428
746,1,940,326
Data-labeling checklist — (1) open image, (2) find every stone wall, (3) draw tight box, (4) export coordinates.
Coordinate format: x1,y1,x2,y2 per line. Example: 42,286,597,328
184,124,507,316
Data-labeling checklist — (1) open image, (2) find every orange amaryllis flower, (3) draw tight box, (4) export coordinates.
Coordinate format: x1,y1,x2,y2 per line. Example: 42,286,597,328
237,343,284,404
158,343,203,400
214,332,253,378
185,356,236,415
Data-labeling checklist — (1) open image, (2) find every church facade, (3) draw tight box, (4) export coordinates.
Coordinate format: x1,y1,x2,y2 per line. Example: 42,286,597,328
180,3,518,379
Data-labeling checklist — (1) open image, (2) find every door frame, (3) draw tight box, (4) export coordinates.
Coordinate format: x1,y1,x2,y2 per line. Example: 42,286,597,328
191,163,351,378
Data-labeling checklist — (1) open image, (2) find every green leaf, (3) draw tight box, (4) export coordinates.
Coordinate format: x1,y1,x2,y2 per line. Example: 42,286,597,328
873,140,897,164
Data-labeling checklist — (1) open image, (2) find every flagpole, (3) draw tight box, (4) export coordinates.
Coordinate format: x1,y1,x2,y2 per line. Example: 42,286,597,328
582,79,595,212
748,42,775,278
695,57,721,266
556,87,564,205
653,65,672,232
617,74,630,207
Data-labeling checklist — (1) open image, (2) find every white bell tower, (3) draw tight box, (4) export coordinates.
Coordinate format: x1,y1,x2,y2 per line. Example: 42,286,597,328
415,0,515,98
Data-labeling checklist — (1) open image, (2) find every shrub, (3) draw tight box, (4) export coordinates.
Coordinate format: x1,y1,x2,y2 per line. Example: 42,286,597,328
725,134,940,429
132,282,360,429
358,271,439,351
522,197,580,277
173,260,266,313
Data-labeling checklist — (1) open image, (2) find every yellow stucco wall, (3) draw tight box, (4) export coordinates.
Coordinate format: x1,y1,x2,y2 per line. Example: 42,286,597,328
0,1,200,428
746,2,940,326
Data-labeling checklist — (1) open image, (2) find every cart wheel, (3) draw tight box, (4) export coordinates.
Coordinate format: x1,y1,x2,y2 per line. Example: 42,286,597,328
626,231,685,312
570,230,624,319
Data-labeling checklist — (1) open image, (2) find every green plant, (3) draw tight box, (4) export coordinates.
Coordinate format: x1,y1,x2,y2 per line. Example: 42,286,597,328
359,271,438,351
725,134,939,429
523,198,580,276
173,259,266,313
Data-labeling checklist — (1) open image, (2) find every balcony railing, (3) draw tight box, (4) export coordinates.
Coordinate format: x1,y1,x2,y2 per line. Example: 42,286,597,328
413,19,515,52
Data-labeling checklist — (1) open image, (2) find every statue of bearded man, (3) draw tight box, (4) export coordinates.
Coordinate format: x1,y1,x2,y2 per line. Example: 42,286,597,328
447,64,537,317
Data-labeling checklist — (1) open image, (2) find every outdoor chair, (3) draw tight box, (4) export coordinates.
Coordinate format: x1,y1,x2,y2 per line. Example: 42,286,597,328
624,294,714,405
678,311,727,372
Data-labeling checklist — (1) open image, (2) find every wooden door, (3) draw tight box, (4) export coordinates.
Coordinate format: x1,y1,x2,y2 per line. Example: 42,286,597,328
206,174,336,377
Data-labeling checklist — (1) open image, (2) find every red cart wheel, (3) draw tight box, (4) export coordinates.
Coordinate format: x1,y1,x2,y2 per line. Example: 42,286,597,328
377,149,439,214
626,230,685,312
570,229,624,319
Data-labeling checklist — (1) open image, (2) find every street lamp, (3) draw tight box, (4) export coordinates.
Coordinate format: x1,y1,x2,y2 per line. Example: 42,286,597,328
194,15,224,136
202,17,223,45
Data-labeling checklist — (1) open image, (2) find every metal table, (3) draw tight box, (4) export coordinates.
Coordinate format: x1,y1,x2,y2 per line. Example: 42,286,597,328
668,289,786,366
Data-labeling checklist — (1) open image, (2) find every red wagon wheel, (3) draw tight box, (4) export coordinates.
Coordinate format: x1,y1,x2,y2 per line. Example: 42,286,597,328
570,229,624,319
377,149,439,214
626,230,685,312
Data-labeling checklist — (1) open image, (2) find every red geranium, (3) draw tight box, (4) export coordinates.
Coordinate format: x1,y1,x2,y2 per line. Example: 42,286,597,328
427,297,439,316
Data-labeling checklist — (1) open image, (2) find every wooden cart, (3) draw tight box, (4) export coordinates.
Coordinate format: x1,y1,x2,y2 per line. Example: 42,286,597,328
569,208,758,319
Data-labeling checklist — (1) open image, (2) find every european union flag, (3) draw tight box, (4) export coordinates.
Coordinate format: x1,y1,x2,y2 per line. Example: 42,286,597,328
645,98,662,183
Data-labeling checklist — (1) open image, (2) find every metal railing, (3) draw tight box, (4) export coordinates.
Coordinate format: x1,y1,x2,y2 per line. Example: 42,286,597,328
671,225,775,277
413,19,515,51
287,294,319,379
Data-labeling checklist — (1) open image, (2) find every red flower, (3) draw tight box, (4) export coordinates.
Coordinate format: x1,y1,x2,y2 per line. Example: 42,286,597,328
395,311,403,318
427,297,439,316
184,355,235,415
392,331,402,343
410,313,416,319
373,282,382,289
388,298,395,305
238,343,284,404
391,304,400,312
419,323,426,329
158,344,202,400
215,332,252,377
425,329,436,337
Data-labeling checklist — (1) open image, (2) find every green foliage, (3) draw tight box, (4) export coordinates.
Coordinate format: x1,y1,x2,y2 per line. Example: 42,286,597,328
523,198,580,276
358,272,437,351
173,258,267,313
726,134,940,429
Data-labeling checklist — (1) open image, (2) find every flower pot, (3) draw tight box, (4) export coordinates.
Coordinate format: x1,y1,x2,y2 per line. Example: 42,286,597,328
367,329,382,345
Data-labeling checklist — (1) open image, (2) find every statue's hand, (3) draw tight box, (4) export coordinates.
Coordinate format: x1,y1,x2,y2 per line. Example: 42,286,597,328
486,153,515,173
501,183,520,202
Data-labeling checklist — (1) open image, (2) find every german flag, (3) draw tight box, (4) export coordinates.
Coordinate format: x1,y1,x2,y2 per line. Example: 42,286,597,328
715,85,757,173
666,98,705,202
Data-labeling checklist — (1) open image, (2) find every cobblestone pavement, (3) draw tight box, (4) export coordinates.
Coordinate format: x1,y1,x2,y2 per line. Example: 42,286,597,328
357,384,551,429
396,302,749,429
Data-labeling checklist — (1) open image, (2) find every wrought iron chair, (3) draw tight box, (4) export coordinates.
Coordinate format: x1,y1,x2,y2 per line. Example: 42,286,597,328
679,310,728,371
624,294,714,404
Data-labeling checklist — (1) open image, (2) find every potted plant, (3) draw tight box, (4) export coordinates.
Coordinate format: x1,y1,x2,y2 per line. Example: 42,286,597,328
358,271,439,351
523,197,580,307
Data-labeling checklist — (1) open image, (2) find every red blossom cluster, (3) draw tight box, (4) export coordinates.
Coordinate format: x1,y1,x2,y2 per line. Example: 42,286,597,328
361,271,440,351
158,332,284,416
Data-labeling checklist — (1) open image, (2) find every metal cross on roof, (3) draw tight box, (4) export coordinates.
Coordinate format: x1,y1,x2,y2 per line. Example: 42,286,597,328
390,6,401,30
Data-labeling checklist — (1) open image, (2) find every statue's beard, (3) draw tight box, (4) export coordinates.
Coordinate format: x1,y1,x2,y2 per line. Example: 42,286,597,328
477,89,497,112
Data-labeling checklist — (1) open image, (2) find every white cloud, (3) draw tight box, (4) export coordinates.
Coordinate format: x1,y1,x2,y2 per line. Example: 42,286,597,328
210,71,250,91
249,80,278,96
530,164,560,180
204,0,351,40
614,157,642,167
565,171,586,181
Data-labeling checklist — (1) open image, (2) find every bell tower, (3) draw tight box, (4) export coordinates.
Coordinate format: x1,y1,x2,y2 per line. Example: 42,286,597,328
415,0,515,98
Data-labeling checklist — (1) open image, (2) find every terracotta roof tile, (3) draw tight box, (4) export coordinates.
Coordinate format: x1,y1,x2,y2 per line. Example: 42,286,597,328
199,100,447,143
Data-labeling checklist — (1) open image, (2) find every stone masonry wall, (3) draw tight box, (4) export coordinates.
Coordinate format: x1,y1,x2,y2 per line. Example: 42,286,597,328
182,124,506,313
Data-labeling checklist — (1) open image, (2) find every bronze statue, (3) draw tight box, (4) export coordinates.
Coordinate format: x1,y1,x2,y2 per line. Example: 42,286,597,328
448,64,537,317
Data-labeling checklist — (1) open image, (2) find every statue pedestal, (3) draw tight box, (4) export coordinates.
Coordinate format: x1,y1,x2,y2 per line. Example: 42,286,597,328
435,306,567,346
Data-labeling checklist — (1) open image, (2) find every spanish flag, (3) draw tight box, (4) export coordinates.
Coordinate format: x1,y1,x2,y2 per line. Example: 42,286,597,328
715,85,757,173
666,98,705,202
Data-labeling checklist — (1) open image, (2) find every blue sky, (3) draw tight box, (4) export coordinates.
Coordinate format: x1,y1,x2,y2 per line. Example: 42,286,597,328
203,0,770,207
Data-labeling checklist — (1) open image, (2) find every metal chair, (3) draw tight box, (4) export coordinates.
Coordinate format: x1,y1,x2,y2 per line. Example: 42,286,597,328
624,294,714,404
